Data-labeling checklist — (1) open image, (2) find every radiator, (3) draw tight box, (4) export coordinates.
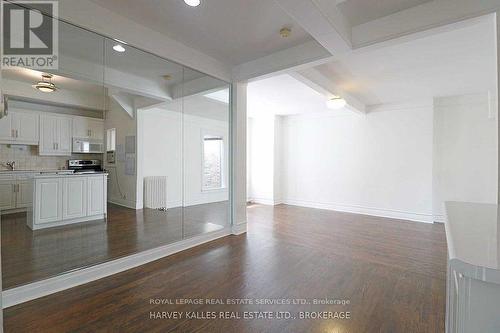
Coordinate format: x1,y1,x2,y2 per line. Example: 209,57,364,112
144,176,167,210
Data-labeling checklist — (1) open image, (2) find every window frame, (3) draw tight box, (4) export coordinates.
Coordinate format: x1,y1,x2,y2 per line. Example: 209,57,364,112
201,129,226,192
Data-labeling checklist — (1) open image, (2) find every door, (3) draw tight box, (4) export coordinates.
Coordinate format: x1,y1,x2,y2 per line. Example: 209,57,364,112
16,181,33,208
13,112,39,144
57,117,72,154
73,117,90,138
35,178,62,224
39,115,58,155
89,119,104,139
0,180,15,210
63,177,87,219
87,176,104,216
0,113,13,142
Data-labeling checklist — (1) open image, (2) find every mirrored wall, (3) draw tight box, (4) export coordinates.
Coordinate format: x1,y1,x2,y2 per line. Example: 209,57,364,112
0,5,231,289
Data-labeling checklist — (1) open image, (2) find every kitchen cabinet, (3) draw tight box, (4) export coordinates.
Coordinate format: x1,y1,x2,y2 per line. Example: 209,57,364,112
0,173,34,213
0,111,39,145
34,178,63,224
39,114,72,156
62,177,87,220
0,180,15,210
29,173,107,230
87,175,105,216
73,117,104,140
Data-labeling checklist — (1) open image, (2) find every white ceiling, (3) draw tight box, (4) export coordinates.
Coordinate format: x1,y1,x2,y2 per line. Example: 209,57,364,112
247,74,351,118
249,15,496,116
90,0,313,65
336,0,433,26
317,15,496,106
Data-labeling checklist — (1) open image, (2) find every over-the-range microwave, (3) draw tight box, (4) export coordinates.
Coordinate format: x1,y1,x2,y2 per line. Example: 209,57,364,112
72,138,104,154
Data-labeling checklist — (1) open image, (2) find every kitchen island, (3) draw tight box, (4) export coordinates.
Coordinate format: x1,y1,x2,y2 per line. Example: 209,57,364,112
445,201,500,333
27,172,107,230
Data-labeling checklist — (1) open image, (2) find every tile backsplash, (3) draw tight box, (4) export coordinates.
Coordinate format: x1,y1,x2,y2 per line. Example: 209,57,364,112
0,144,103,171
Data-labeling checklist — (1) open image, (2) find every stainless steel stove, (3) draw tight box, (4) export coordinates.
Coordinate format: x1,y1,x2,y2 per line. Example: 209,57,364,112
68,160,103,174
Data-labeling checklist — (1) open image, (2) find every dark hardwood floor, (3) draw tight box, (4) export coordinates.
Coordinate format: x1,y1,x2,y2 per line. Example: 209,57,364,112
1,202,228,289
4,204,447,333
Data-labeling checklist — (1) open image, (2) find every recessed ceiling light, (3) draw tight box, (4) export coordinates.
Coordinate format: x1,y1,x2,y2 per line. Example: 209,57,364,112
33,74,57,93
113,44,126,53
326,97,347,109
184,0,201,7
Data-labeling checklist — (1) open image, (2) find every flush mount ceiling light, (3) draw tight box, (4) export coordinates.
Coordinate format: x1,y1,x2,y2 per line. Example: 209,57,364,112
113,44,126,52
280,27,291,38
326,96,347,109
33,74,57,93
184,0,201,7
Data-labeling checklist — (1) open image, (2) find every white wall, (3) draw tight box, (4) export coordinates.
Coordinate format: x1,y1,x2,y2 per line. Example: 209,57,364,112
247,116,277,205
140,105,229,208
280,104,434,222
433,93,498,221
105,98,138,209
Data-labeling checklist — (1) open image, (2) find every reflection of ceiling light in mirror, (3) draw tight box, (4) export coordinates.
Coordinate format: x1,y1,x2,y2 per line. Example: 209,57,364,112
33,74,57,93
326,97,346,109
184,0,201,6
113,44,125,52
204,89,229,104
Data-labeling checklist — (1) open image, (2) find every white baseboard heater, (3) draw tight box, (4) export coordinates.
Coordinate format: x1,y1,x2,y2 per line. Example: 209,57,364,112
144,176,167,210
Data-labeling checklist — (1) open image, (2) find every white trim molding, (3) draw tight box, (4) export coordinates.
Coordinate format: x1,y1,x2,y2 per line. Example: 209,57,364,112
283,199,434,223
231,223,247,235
2,227,232,308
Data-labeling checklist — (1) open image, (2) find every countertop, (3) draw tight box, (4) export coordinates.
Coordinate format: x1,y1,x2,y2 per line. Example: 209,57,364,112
445,201,500,284
33,171,108,178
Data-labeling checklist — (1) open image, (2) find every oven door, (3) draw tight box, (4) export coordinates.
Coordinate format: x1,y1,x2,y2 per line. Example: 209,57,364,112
73,139,104,153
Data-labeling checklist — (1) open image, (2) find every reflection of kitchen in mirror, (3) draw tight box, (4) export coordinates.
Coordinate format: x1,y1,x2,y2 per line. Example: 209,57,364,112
0,11,231,292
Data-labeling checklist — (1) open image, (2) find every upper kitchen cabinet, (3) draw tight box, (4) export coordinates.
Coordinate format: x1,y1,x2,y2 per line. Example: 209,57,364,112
39,113,72,156
0,110,39,145
73,117,104,140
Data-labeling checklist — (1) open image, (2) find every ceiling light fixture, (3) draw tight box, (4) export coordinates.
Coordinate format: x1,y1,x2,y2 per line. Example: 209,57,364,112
280,27,291,38
184,0,201,7
113,44,126,53
326,96,347,109
33,74,57,93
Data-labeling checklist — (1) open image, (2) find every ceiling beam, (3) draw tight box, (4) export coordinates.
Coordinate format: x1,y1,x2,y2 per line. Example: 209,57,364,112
274,0,352,55
232,40,333,82
352,0,500,48
291,68,365,115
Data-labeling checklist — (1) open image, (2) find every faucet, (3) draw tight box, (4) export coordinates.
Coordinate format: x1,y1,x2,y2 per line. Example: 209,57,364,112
5,161,15,171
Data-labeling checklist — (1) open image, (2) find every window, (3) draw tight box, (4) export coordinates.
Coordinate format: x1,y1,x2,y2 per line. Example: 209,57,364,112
202,135,224,190
106,128,116,151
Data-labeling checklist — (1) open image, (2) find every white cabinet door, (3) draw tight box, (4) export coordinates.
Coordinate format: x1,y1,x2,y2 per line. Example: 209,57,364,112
35,178,62,224
39,114,72,156
39,115,58,155
63,177,87,219
87,176,105,216
16,181,32,208
73,117,90,138
0,113,13,142
89,119,104,140
57,117,72,155
13,112,39,144
0,180,15,210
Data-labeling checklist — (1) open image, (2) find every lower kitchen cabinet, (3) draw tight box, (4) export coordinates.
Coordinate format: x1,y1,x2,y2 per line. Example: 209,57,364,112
0,174,35,213
62,177,87,220
29,174,107,230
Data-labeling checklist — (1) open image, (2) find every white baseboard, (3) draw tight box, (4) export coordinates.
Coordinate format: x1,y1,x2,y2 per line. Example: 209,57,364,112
107,198,137,209
249,197,281,206
231,223,247,235
283,199,434,223
2,227,232,308
433,215,445,223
